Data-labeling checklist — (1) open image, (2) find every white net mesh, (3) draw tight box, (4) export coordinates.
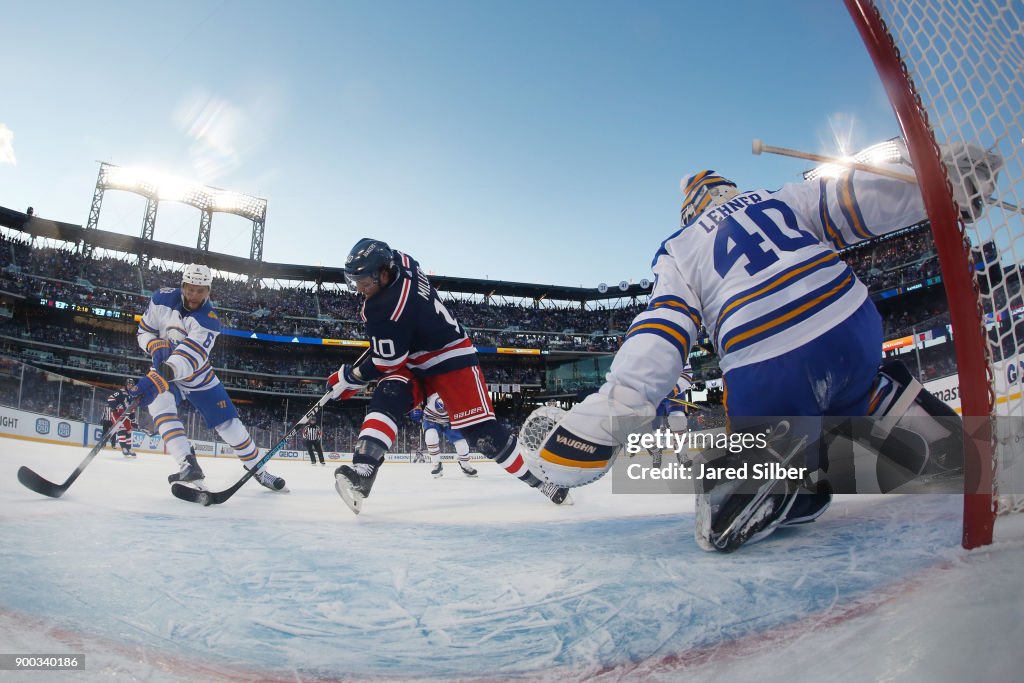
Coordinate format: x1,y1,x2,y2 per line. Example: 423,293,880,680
518,405,566,458
870,0,1024,515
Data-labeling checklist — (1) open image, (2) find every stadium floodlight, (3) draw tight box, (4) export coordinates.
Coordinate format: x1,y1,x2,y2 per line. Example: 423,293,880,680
211,190,267,221
96,163,266,217
85,161,268,265
804,138,904,181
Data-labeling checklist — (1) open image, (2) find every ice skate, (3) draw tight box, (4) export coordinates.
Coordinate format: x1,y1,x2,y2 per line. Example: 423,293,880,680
430,462,444,478
458,460,478,477
334,463,378,515
695,479,795,552
539,481,573,505
122,446,136,458
254,468,288,492
168,452,205,487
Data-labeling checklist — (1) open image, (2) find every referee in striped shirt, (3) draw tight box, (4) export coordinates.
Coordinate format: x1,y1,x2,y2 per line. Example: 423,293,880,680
302,416,325,465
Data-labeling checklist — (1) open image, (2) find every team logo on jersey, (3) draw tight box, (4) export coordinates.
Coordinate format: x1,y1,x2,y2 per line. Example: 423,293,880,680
436,398,445,412
208,311,218,320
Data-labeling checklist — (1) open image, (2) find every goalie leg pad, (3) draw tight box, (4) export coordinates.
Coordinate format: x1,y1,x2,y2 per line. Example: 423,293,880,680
867,360,964,492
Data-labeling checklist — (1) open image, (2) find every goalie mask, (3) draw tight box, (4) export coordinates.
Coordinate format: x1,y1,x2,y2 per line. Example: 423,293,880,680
680,170,739,226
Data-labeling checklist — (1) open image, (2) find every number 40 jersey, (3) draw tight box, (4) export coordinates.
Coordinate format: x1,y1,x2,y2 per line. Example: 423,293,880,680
615,167,928,407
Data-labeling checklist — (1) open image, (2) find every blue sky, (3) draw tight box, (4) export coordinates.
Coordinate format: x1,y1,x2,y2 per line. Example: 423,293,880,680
0,1,902,288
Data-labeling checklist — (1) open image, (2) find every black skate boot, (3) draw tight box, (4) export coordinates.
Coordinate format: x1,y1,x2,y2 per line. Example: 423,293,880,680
168,452,205,487
254,468,288,492
458,460,478,477
430,461,444,477
538,481,573,505
334,463,379,515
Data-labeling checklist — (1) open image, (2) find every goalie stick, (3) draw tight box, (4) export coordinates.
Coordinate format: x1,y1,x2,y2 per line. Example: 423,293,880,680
171,346,370,506
18,397,142,498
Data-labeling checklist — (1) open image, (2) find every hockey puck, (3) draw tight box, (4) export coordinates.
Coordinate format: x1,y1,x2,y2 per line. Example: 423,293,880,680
198,491,211,507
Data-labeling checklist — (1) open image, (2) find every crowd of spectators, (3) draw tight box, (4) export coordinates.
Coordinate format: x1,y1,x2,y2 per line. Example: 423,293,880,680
2,225,962,354
1,220,997,446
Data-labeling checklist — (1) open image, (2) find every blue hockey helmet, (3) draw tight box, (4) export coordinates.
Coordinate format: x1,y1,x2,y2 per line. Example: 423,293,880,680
680,170,739,226
344,238,395,288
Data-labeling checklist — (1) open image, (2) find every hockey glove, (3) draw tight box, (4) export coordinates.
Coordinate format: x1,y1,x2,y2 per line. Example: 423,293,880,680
127,370,170,408
409,409,424,423
147,339,172,370
939,142,1003,222
327,364,368,400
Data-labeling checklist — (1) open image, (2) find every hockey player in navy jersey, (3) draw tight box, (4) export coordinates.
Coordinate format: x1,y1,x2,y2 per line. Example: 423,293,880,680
105,378,138,457
523,140,999,551
113,264,286,493
410,392,478,478
327,238,569,513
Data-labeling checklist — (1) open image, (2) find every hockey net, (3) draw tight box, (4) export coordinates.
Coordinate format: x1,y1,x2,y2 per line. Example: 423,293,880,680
846,0,1024,547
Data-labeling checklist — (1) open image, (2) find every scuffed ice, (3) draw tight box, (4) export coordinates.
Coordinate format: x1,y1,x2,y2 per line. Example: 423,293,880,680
2,438,1018,682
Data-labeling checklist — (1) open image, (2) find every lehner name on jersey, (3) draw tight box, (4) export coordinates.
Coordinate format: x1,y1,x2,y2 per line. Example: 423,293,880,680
691,192,765,233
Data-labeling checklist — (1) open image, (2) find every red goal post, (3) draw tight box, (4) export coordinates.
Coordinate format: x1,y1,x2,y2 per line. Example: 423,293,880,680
845,0,1023,548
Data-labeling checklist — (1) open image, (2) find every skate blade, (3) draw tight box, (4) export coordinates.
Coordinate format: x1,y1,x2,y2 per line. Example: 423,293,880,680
334,474,363,515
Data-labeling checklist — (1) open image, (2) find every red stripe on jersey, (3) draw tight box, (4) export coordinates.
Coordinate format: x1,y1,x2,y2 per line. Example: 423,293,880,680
408,336,473,367
390,277,411,322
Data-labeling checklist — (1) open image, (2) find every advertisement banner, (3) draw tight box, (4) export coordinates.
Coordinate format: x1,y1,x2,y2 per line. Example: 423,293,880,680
0,406,84,445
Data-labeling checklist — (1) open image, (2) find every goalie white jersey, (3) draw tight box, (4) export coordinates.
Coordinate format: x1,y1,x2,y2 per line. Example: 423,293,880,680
612,167,927,407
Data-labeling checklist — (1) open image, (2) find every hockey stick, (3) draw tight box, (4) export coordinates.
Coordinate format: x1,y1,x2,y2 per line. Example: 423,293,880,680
18,398,141,498
752,138,1024,216
171,391,335,506
171,346,371,506
751,139,918,182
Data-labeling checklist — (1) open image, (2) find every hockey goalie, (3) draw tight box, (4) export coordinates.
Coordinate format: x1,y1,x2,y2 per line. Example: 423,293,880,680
520,139,997,552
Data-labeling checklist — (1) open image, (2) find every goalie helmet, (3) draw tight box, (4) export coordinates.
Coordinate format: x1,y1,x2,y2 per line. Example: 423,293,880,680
680,170,739,226
182,263,213,288
344,238,395,286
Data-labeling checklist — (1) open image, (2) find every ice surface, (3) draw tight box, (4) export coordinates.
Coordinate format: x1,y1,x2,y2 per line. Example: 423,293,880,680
1,438,1022,682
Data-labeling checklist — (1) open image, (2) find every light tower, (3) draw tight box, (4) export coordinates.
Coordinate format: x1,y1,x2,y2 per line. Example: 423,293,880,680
82,162,267,276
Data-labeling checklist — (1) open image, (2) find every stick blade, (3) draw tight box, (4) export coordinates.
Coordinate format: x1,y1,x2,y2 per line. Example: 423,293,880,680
171,482,213,505
17,466,67,498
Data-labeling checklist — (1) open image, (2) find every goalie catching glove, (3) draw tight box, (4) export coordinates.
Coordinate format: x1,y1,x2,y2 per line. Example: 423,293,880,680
327,364,368,400
939,141,1003,222
519,384,655,488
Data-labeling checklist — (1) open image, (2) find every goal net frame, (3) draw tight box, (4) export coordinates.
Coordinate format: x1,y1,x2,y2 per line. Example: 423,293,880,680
845,0,1022,548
